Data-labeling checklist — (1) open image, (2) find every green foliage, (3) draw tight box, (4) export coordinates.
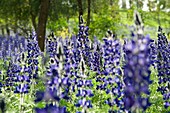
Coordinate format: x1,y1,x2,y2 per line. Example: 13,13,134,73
0,0,170,38
145,67,170,113
0,53,170,113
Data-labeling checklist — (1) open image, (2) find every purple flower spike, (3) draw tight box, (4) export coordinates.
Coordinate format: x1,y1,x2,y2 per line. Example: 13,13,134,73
123,36,152,111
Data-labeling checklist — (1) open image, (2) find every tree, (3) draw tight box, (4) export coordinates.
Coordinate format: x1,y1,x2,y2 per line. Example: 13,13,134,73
29,0,41,32
110,0,113,6
87,0,91,26
37,0,50,51
77,0,83,24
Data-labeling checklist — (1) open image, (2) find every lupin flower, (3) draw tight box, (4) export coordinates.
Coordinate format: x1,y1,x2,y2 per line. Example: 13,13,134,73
123,35,152,111
149,39,157,68
26,33,40,82
35,37,71,112
0,71,3,93
102,30,121,76
46,32,58,57
88,36,103,73
63,37,73,77
35,104,67,113
14,84,29,94
156,26,170,109
122,11,153,111
93,30,124,112
73,52,94,113
77,16,91,67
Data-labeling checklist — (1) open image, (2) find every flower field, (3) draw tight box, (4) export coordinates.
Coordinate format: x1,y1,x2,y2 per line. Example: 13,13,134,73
0,15,170,113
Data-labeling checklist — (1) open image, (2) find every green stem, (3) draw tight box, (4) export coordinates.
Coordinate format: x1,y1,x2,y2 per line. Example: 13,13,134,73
20,93,24,113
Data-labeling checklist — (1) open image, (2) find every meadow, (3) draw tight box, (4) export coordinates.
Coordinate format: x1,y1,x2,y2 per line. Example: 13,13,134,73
0,15,170,113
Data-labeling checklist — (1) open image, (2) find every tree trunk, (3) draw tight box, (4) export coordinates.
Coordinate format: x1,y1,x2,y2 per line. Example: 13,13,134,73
110,0,113,6
87,0,91,26
1,28,4,36
37,0,50,51
31,13,37,32
77,0,83,24
6,25,10,36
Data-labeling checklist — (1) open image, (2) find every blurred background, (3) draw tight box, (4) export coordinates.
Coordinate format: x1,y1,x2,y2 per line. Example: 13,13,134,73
0,0,170,39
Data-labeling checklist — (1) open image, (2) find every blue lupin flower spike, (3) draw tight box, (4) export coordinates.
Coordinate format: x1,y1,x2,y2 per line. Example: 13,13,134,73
156,26,170,109
123,36,152,111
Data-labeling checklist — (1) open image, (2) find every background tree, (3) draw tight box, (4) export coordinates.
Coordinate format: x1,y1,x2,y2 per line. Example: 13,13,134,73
37,0,50,51
77,0,83,24
29,0,41,32
0,0,170,46
87,0,91,26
